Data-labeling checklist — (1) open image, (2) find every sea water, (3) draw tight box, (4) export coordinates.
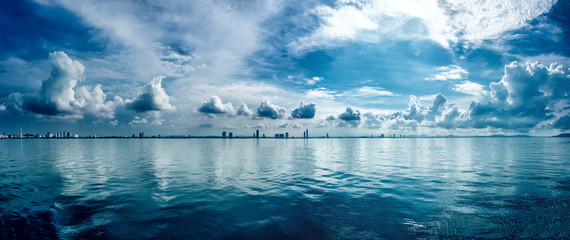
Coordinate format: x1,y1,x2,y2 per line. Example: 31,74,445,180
0,138,569,239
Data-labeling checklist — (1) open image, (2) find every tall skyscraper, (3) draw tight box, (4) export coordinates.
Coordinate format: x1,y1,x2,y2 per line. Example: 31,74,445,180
256,129,259,138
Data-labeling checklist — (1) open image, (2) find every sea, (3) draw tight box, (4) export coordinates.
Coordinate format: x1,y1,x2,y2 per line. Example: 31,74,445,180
0,137,569,239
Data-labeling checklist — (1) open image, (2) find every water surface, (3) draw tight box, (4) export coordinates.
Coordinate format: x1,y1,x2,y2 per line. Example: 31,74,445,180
1,138,569,239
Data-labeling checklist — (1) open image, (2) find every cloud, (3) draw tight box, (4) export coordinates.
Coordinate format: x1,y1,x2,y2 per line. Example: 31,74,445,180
290,0,556,53
304,76,323,85
341,86,397,97
276,122,304,129
75,84,123,118
466,61,568,129
129,112,165,125
236,103,252,116
126,75,174,113
20,51,84,115
197,96,235,114
425,65,468,81
339,107,361,121
291,102,317,119
109,119,118,126
6,52,121,119
305,88,337,99
256,100,286,119
453,81,488,96
0,103,6,112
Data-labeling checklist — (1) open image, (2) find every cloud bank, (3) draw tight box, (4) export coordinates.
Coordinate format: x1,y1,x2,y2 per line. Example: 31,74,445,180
319,61,569,132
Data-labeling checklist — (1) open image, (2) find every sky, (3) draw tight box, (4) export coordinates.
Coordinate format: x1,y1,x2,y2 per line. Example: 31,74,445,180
0,0,569,137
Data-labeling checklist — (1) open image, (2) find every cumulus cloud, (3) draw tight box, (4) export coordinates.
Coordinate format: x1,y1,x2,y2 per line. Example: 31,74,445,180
75,85,124,118
339,107,361,121
197,96,235,114
236,103,252,116
256,100,286,119
126,75,174,113
291,102,317,119
322,61,569,133
6,52,121,119
467,61,569,129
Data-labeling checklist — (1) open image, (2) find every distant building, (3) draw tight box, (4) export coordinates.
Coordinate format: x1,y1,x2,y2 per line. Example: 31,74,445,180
326,133,329,138
381,134,384,138
256,129,259,138
139,132,144,138
305,129,309,138
222,131,227,138
229,132,233,138
285,132,289,138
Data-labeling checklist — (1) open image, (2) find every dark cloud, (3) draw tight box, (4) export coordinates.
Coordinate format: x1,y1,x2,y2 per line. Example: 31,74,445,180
126,76,174,113
256,100,286,119
291,102,316,119
197,96,234,114
339,107,361,121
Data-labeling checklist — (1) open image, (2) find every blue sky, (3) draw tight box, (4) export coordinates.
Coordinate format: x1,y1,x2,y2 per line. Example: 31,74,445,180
1,0,569,136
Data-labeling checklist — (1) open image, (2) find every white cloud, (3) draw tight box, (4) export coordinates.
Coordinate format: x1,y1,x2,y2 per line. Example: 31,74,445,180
125,76,174,113
341,86,397,97
425,65,468,81
129,111,164,125
256,100,286,119
305,88,337,99
290,0,556,53
197,96,235,115
109,119,119,126
453,81,488,96
6,52,122,119
304,76,324,85
75,84,123,118
236,103,252,116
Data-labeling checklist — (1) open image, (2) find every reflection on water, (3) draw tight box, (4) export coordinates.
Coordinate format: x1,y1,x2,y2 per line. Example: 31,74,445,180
0,138,569,239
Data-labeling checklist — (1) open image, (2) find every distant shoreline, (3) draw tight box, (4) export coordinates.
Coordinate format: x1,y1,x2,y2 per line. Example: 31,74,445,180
1,135,562,140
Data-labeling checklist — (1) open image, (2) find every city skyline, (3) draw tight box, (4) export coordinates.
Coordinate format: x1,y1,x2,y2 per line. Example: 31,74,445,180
1,1,570,137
